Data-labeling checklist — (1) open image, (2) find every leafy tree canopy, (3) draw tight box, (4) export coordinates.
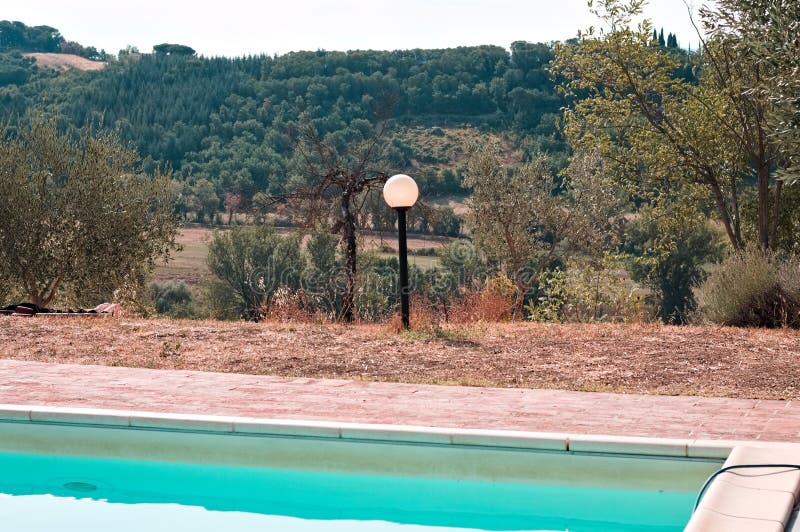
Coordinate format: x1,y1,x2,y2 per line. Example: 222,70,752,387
153,43,196,56
0,116,178,306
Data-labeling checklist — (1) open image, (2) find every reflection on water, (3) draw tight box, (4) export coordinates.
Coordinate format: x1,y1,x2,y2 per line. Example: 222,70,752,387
0,452,694,532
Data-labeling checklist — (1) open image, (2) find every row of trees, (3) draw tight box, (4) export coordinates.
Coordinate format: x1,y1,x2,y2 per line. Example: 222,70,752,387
211,0,800,325
0,20,106,60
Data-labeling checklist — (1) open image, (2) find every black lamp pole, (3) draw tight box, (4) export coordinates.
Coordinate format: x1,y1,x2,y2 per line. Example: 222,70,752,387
384,173,418,329
396,207,410,329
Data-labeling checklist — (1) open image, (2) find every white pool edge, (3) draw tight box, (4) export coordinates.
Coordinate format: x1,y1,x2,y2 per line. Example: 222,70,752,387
0,402,749,457
1,403,798,531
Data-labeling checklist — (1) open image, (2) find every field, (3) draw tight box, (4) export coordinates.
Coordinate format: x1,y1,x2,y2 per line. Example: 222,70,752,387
153,226,452,287
23,53,106,71
153,227,212,286
1,318,798,401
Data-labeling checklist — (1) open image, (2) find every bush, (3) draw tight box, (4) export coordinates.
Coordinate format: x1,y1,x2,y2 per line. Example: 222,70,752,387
149,281,194,317
410,247,439,257
623,217,726,324
694,249,800,328
448,274,515,322
200,278,241,320
529,257,647,323
206,224,304,320
437,240,486,290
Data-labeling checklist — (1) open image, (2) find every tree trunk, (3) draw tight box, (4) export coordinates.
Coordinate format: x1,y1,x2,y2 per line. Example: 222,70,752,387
340,191,357,322
709,177,743,250
512,270,541,321
757,163,771,251
771,179,783,249
512,290,525,321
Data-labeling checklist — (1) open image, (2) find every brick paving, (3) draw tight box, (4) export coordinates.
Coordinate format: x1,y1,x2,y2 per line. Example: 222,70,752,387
0,359,798,442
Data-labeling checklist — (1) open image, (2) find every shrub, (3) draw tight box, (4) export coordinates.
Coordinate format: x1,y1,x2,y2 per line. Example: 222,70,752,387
694,249,800,328
260,287,319,322
149,281,193,317
410,247,439,257
623,217,726,324
206,224,304,320
200,278,241,320
454,274,515,322
530,257,647,323
437,240,486,290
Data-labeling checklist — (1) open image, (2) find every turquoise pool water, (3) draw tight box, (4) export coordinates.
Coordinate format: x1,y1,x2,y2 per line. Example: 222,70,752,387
0,451,698,532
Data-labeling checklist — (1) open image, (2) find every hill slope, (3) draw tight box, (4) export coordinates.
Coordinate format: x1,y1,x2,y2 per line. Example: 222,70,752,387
2,42,568,204
23,53,105,71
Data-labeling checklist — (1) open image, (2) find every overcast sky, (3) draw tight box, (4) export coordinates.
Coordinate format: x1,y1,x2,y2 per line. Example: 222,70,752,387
4,0,710,57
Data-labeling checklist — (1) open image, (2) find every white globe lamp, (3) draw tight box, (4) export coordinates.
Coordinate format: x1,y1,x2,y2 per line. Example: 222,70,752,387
382,174,419,328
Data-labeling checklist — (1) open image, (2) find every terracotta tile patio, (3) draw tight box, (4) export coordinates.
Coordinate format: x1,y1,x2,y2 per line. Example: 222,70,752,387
0,359,798,442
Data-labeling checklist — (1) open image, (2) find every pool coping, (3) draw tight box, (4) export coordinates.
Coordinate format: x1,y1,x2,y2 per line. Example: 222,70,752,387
1,403,798,530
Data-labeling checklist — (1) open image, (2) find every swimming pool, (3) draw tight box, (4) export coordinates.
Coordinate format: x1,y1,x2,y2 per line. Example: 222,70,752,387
0,408,722,532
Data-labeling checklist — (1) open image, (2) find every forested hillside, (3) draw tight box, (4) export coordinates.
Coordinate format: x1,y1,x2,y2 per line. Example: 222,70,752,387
0,21,568,209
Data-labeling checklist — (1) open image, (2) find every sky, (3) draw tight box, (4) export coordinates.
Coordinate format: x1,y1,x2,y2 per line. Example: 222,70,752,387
4,0,711,57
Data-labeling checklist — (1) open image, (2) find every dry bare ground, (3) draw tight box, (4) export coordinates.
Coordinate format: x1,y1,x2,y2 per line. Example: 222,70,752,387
1,318,799,400
23,53,106,72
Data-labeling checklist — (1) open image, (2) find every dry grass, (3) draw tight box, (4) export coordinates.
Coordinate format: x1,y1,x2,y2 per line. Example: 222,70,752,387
24,53,106,71
153,226,452,285
1,318,799,400
154,228,211,286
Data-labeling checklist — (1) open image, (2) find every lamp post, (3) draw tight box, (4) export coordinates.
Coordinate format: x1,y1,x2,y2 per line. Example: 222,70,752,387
383,174,419,329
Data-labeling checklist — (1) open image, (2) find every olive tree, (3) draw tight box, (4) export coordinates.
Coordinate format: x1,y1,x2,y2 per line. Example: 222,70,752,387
206,224,304,320
554,0,783,251
703,0,800,185
0,117,178,307
464,147,618,319
272,117,393,322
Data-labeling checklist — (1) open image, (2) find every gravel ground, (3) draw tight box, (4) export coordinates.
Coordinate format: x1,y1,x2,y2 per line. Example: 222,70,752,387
1,317,799,400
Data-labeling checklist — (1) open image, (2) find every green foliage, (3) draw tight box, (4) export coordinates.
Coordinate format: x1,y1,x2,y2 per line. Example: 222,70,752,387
437,240,486,290
0,20,103,60
306,228,339,273
464,146,618,317
739,185,800,253
0,35,567,209
0,53,32,86
0,115,178,307
406,203,463,236
704,0,800,184
695,248,800,328
301,227,341,317
528,267,568,322
206,224,304,319
529,256,645,323
0,21,62,53
623,212,727,324
153,43,196,56
201,278,242,321
554,0,781,251
0,276,24,307
355,252,392,322
189,178,219,223
149,280,196,318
